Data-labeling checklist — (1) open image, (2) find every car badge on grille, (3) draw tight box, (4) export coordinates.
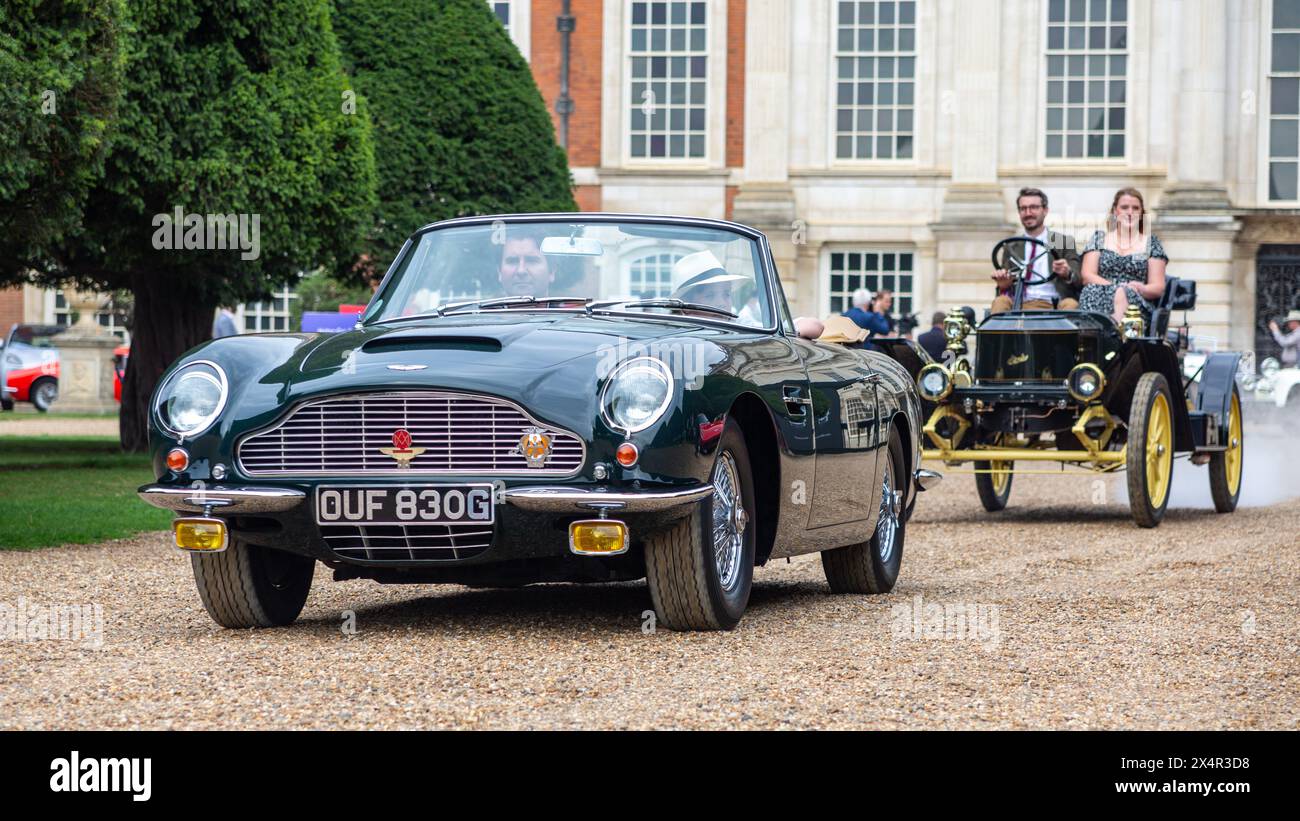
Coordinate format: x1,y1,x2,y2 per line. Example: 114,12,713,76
515,427,553,469
387,364,427,371
379,428,427,469
1007,353,1029,366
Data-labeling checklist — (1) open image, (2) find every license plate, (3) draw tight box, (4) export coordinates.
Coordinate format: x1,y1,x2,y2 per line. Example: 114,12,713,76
315,485,495,526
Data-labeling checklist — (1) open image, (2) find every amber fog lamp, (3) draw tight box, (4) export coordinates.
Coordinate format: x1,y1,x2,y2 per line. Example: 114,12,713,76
569,520,629,556
173,518,228,552
166,448,190,473
616,442,639,467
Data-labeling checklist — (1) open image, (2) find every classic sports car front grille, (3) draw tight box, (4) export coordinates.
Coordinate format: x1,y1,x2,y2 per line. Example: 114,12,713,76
321,523,493,563
237,391,585,476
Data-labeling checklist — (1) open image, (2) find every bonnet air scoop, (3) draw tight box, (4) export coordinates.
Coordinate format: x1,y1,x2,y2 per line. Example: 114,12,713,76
361,335,503,354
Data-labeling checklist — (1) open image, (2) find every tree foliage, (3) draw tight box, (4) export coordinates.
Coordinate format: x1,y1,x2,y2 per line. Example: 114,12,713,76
0,0,126,270
333,0,577,269
28,0,379,449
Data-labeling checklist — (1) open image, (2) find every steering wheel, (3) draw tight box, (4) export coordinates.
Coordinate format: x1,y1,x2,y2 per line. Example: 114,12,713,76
991,236,1055,311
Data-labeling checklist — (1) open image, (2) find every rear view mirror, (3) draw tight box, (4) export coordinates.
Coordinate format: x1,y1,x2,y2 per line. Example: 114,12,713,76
541,235,603,257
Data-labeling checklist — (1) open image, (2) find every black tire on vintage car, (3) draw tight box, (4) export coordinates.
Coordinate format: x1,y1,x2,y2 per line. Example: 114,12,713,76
191,538,315,628
644,418,755,631
1208,383,1244,513
973,434,1014,512
1126,372,1175,528
821,425,906,594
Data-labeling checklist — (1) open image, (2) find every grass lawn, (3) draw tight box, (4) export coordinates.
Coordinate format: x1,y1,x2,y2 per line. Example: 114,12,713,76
0,437,170,550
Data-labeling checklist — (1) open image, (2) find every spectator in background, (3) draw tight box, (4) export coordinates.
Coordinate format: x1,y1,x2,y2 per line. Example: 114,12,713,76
1269,310,1300,367
874,289,897,334
917,311,947,361
212,305,238,338
843,288,890,336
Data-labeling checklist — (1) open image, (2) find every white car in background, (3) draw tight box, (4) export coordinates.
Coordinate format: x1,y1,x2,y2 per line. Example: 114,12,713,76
1244,357,1300,409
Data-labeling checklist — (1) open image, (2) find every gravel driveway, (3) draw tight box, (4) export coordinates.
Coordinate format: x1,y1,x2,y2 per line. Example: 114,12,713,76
1,468,1296,730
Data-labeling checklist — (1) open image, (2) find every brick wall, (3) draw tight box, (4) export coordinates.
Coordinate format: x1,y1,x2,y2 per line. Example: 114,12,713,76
726,0,746,170
0,286,23,332
531,0,603,211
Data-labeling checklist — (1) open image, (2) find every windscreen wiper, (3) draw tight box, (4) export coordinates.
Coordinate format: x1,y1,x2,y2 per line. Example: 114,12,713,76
371,296,591,324
439,296,591,316
588,298,738,319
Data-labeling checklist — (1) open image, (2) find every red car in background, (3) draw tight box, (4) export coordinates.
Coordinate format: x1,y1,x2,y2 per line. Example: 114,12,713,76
0,324,129,412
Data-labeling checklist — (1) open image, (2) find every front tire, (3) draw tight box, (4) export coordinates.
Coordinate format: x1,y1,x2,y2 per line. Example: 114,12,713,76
974,435,1014,512
30,377,57,412
1208,384,1243,513
1126,372,1175,528
644,419,755,631
191,538,315,628
821,426,906,594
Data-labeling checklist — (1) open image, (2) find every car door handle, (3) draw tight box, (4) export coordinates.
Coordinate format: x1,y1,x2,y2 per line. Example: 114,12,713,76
783,385,811,415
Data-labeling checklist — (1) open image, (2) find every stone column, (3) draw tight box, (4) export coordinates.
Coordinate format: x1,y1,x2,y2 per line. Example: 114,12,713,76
1163,0,1230,209
929,0,1009,313
731,0,802,309
1158,0,1239,352
53,288,119,414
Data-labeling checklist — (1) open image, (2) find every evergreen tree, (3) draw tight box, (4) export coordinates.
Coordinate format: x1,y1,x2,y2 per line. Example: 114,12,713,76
333,0,576,269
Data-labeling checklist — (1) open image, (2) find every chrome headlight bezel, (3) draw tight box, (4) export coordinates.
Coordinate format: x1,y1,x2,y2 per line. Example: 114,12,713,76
599,356,675,435
1067,363,1106,403
917,363,953,402
156,360,229,439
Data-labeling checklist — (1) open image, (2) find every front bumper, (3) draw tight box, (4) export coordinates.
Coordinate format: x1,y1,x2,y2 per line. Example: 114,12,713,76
138,483,712,515
138,481,712,576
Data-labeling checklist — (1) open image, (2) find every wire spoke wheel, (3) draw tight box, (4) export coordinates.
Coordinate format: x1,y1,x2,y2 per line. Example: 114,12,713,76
875,461,900,564
710,451,747,594
1209,384,1244,513
644,419,755,631
1144,392,1172,507
1126,372,1175,528
822,426,907,595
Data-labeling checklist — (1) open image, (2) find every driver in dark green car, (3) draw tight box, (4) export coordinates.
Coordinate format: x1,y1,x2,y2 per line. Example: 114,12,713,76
498,232,556,298
990,187,1081,314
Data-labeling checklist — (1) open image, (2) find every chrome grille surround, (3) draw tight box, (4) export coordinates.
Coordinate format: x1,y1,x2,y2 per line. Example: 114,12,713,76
236,391,586,478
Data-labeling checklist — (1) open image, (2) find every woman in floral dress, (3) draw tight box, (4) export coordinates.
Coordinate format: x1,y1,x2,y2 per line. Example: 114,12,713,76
1079,188,1169,325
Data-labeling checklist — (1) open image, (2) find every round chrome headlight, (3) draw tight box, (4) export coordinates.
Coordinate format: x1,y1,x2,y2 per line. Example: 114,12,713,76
601,357,674,433
1067,363,1106,403
1260,357,1281,378
917,363,953,402
157,361,228,438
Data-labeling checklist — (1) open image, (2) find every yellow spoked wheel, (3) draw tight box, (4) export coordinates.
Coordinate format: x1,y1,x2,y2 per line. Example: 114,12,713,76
1126,372,1175,528
974,436,1014,512
1208,385,1244,513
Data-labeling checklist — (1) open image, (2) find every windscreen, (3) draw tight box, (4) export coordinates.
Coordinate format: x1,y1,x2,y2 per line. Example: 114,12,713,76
368,220,772,327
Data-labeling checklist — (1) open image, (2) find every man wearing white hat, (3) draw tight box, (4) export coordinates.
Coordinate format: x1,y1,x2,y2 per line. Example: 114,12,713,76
1269,310,1300,367
669,250,824,338
671,251,749,315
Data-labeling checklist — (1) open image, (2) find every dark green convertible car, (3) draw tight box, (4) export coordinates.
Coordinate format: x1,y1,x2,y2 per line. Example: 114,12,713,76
140,214,937,631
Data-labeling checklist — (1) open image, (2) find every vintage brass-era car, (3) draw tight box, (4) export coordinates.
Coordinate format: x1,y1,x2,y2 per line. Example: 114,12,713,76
917,235,1244,528
139,214,938,631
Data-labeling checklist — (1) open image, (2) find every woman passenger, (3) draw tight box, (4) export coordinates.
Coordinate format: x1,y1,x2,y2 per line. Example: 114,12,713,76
1079,188,1168,325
